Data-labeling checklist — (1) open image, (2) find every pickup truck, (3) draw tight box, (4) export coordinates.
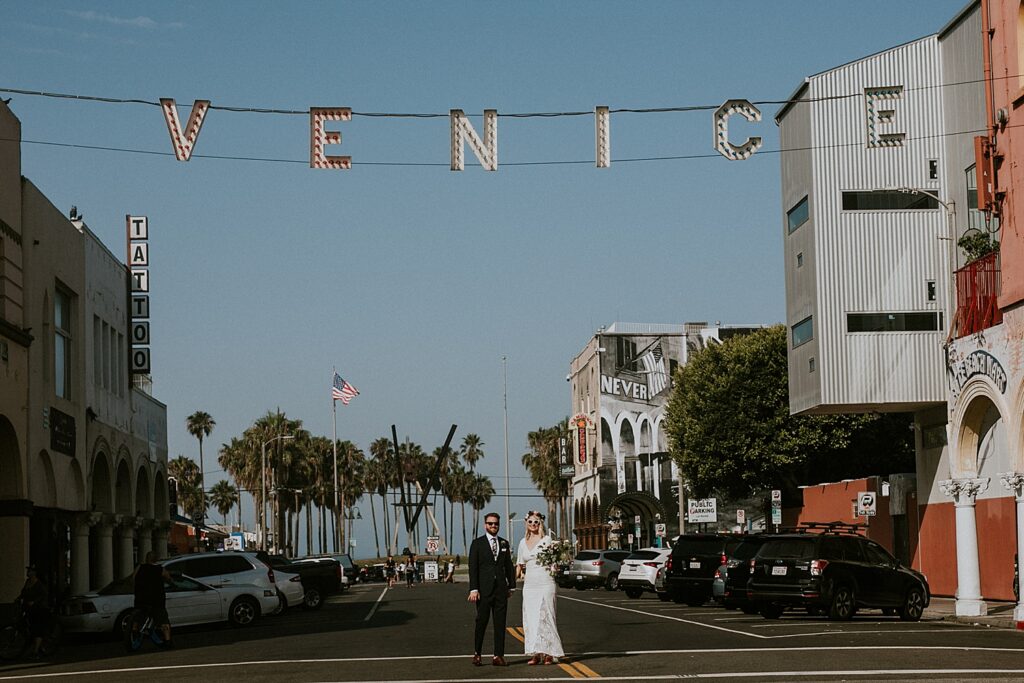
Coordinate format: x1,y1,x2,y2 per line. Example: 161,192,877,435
255,552,343,610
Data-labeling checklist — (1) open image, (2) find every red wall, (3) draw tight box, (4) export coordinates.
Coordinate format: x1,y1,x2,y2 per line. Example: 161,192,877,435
916,501,957,597
915,498,1015,600
785,478,894,552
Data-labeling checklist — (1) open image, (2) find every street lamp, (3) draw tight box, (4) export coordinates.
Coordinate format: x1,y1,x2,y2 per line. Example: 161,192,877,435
345,506,362,552
262,434,294,551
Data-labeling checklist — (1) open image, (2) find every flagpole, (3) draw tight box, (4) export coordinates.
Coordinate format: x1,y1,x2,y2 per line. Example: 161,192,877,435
332,372,340,554
503,356,510,527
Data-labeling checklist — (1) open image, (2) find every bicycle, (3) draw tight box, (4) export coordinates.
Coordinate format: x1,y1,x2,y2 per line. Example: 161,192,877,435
0,609,60,661
123,609,166,653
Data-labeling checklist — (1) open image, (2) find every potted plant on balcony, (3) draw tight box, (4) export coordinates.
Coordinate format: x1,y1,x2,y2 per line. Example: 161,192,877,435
958,229,999,263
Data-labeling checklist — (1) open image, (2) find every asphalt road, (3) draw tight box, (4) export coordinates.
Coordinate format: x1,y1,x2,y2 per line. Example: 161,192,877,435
3,581,1024,682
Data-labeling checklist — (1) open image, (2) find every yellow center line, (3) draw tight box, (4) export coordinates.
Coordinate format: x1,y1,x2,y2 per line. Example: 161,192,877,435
571,661,601,677
558,662,586,678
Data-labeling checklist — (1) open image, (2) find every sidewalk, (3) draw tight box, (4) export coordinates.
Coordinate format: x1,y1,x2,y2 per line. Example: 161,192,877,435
924,596,1022,630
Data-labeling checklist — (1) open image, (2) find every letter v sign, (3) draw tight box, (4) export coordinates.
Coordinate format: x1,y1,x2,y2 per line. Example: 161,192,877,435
160,98,210,161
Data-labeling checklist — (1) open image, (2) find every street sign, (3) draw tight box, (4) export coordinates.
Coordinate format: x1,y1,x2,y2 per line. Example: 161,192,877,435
771,501,782,526
634,515,641,524
736,509,745,525
771,489,782,503
687,498,717,523
655,523,666,537
857,491,878,517
426,536,440,553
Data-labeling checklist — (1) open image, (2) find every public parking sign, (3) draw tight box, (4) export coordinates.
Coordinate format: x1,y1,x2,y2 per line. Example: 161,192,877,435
856,491,878,517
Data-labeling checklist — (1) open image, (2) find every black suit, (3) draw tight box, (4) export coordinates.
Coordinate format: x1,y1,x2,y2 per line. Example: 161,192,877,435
468,533,516,656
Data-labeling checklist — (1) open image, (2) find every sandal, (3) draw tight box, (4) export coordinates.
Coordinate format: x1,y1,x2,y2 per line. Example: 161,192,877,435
528,654,541,665
543,655,554,665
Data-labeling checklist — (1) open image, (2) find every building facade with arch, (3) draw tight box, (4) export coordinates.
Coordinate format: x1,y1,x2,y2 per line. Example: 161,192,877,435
567,322,764,550
0,100,169,604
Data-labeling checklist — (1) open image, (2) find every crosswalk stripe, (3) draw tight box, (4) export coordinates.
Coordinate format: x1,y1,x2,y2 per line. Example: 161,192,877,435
558,662,586,678
571,661,601,677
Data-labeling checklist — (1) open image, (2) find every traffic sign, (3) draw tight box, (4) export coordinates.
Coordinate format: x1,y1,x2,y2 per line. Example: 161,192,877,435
425,536,439,553
655,523,666,538
771,489,782,503
856,492,877,517
736,509,746,525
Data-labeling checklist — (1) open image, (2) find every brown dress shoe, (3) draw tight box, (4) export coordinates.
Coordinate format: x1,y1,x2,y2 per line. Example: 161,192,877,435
472,654,482,666
492,655,508,666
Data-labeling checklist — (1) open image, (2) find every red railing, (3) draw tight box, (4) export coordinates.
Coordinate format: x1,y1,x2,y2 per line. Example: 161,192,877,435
954,251,1002,338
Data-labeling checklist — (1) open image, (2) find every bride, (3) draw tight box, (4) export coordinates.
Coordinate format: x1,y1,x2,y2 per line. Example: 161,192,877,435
515,511,565,665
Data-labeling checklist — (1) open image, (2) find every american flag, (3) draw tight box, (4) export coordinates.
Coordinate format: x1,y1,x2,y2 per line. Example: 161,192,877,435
332,372,360,405
641,343,668,397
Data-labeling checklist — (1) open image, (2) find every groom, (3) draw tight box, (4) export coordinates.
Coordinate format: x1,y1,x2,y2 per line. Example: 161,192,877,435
467,511,516,666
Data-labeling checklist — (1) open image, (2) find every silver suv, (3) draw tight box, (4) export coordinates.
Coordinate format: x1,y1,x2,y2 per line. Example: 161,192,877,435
566,549,632,590
161,551,279,619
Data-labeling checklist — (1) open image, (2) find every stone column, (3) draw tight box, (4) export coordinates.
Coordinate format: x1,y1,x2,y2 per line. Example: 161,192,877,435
115,515,139,578
138,520,153,561
999,472,1024,623
93,517,115,590
154,521,170,559
70,513,97,595
939,477,989,617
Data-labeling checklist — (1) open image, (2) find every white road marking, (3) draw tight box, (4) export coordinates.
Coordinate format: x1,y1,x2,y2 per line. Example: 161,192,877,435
4,647,1024,681
559,594,977,640
363,586,389,622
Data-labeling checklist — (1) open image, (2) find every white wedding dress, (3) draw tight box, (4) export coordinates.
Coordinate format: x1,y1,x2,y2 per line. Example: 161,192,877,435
516,535,565,657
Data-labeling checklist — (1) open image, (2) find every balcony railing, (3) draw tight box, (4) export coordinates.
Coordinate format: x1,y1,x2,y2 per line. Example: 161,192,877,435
953,251,1002,338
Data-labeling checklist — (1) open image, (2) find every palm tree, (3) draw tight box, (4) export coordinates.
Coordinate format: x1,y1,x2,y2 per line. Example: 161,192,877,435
461,433,484,473
168,454,203,540
209,480,239,525
370,437,395,554
523,420,571,536
468,473,495,537
186,411,216,523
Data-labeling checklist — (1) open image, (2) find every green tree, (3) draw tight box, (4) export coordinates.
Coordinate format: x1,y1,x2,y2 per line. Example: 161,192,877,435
209,479,239,525
664,325,915,501
468,473,495,537
461,433,484,473
168,455,203,521
522,420,570,537
186,411,216,522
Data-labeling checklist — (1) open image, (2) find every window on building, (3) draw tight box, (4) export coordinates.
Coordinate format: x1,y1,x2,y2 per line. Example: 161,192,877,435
847,312,942,332
809,357,816,373
796,252,804,268
791,317,813,348
928,159,938,181
616,337,637,372
54,285,72,399
787,196,809,234
93,316,102,387
102,321,111,391
927,280,936,302
841,190,938,211
117,331,125,397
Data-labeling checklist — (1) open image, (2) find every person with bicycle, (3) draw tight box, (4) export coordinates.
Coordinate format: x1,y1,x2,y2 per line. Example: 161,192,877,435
18,566,51,659
132,551,173,647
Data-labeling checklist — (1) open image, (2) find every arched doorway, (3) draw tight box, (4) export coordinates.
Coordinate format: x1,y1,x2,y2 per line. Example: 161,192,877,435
0,415,29,601
957,394,1014,600
603,491,667,550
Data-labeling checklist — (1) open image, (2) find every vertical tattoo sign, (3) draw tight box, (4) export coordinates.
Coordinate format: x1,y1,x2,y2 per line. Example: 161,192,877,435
127,215,151,374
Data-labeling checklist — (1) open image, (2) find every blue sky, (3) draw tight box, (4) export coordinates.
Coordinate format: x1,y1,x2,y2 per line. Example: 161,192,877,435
1,1,970,556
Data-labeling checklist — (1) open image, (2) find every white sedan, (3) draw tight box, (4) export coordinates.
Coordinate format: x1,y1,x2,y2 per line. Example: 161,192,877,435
618,547,672,598
272,569,306,612
60,573,280,635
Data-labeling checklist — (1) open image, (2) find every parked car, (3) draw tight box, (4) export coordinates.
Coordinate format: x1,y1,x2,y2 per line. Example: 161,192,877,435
60,572,278,635
260,553,343,609
719,535,770,613
565,549,632,590
314,553,360,584
654,565,671,601
747,530,930,621
665,533,731,606
618,548,672,598
159,551,281,616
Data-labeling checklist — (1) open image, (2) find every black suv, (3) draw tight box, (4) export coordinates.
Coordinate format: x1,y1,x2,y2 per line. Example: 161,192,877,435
665,533,730,606
720,534,769,613
747,529,929,621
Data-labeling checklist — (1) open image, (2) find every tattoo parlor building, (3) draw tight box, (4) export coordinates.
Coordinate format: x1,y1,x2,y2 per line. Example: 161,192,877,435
0,99,169,604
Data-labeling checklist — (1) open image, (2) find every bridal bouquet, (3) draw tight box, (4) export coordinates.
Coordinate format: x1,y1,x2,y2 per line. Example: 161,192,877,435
535,539,575,575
